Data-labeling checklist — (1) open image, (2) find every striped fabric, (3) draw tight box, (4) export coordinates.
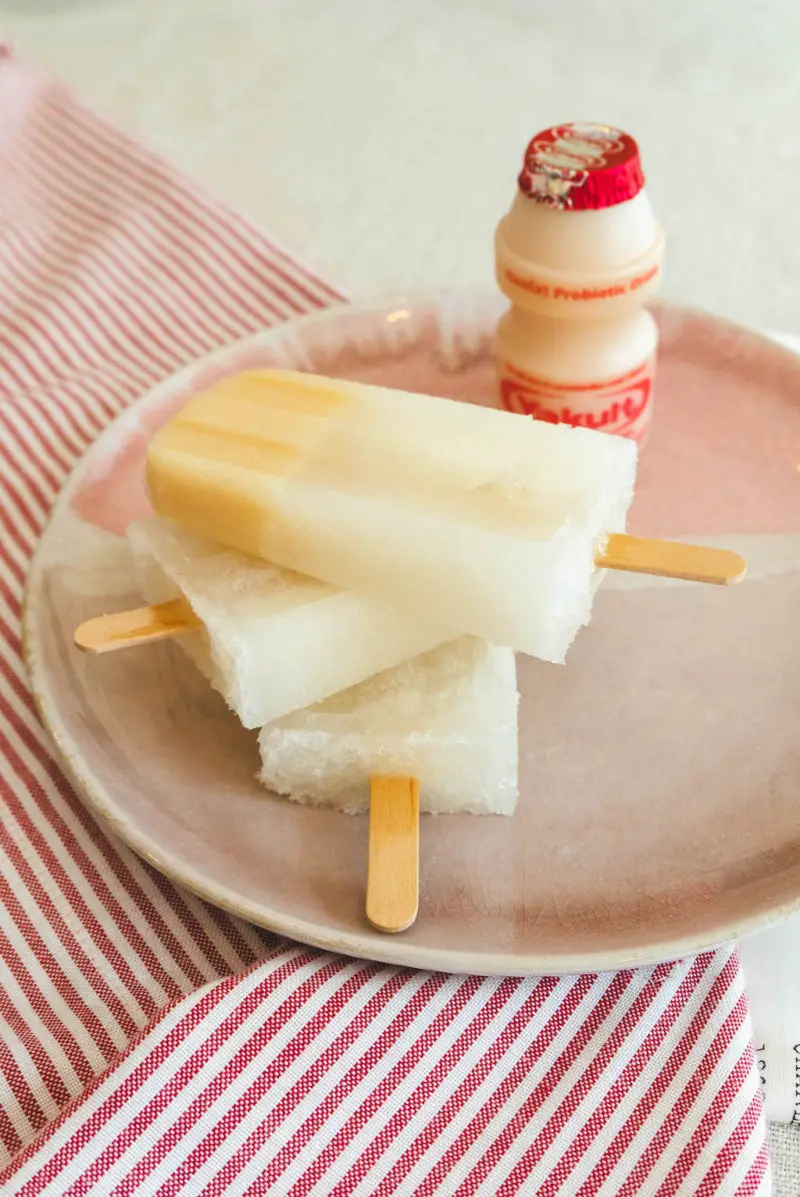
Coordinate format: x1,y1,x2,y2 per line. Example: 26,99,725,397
0,50,770,1195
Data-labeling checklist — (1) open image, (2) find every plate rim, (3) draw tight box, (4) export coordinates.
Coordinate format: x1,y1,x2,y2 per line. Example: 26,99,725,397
23,292,800,976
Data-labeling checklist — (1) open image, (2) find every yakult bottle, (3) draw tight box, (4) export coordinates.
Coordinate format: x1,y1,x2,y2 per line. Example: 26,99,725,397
494,123,664,444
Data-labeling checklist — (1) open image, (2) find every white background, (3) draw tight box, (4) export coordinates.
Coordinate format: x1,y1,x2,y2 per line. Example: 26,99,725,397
3,0,799,332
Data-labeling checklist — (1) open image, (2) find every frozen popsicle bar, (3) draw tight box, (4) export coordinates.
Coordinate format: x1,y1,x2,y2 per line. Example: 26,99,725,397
258,637,519,815
127,517,453,728
147,369,637,662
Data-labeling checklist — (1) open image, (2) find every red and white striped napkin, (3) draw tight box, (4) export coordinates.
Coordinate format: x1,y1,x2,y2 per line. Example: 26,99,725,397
0,50,770,1195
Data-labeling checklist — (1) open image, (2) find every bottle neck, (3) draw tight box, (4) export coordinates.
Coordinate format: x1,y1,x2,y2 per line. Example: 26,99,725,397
503,190,658,273
495,210,664,320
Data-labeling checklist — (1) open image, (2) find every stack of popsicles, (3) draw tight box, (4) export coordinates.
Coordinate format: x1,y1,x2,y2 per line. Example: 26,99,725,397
124,516,519,818
75,369,745,930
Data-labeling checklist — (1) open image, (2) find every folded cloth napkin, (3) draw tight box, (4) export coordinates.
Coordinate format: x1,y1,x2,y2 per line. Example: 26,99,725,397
0,49,770,1196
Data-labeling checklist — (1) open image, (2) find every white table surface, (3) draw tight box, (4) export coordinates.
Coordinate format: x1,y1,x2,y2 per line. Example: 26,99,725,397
2,2,799,1192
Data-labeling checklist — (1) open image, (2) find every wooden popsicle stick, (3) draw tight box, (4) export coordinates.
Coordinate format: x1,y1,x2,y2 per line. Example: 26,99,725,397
73,599,201,655
366,776,420,934
595,534,747,585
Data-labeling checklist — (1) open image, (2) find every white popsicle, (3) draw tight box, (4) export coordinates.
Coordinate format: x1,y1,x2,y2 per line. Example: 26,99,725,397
258,638,519,816
146,369,638,663
127,517,452,728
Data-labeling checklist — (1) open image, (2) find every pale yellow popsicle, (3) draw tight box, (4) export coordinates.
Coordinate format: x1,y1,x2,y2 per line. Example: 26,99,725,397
147,369,637,661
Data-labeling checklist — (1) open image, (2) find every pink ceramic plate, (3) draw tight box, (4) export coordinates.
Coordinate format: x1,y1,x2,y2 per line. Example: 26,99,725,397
24,294,800,974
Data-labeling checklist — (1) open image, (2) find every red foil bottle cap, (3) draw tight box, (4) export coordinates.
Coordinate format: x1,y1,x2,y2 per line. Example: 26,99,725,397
518,123,644,211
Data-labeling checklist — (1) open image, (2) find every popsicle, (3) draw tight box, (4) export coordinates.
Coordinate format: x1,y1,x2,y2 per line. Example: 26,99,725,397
126,517,453,727
143,368,635,662
258,637,519,816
